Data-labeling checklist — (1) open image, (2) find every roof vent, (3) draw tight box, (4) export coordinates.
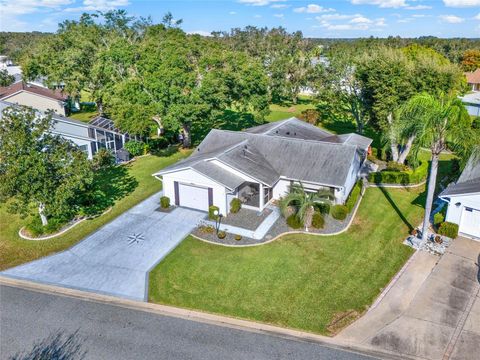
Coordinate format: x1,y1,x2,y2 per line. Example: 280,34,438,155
197,148,200,151
243,149,246,157
294,132,296,136
286,131,290,135
275,130,279,133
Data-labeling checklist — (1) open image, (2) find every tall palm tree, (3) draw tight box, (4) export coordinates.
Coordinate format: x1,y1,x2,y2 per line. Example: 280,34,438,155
280,183,333,231
398,92,478,243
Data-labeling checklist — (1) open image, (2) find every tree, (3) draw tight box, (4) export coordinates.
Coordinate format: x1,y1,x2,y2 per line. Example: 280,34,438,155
398,93,479,243
279,184,333,231
0,69,15,86
0,106,93,225
461,49,480,72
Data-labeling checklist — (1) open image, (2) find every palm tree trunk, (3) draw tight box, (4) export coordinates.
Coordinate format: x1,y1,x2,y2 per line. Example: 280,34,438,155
421,153,439,243
38,203,48,226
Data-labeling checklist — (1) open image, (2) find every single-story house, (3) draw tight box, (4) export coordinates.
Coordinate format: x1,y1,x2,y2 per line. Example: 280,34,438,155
0,101,128,160
153,118,372,215
439,155,480,240
460,92,480,117
0,81,69,116
465,68,480,92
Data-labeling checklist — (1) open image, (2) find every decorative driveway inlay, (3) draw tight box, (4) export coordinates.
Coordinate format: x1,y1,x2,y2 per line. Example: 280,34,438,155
1,192,206,301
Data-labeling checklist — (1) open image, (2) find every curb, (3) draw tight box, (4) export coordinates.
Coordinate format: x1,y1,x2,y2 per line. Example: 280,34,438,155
0,276,417,360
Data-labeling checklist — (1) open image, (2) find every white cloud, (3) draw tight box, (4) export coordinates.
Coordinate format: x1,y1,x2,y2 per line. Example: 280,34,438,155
270,4,288,8
187,30,212,36
293,4,335,13
475,13,480,19
439,14,465,23
238,0,285,6
273,13,284,18
412,14,427,18
64,0,129,12
253,14,262,18
351,0,406,8
0,0,73,15
229,11,236,14
443,0,480,7
316,13,387,30
405,5,432,10
350,16,373,23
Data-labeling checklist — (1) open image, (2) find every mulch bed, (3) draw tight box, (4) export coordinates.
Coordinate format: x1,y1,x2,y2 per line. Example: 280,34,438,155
220,208,273,231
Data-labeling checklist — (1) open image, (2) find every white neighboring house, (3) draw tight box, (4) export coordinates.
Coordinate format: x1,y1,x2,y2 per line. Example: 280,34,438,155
0,101,128,160
153,118,372,215
460,92,480,117
439,155,480,240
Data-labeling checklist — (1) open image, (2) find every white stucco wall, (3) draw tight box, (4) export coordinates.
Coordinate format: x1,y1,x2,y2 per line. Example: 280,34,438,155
3,92,66,116
272,179,290,199
444,193,480,225
162,169,228,215
336,151,362,204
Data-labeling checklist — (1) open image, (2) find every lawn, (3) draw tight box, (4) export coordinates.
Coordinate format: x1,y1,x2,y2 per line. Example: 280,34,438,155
265,96,316,122
149,186,425,335
0,150,190,271
69,109,98,122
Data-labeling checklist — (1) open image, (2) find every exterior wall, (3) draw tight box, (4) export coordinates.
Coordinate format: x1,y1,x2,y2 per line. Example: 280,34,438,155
444,193,480,225
3,92,66,116
162,169,228,215
61,135,93,159
464,103,480,117
336,151,362,204
272,179,290,199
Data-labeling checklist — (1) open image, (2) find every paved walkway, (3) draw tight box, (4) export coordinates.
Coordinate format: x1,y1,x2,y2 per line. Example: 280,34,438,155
1,192,206,301
339,237,480,360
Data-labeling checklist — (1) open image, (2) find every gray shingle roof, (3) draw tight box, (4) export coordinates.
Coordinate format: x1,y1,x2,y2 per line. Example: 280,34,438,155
191,161,245,190
155,118,371,189
440,155,480,197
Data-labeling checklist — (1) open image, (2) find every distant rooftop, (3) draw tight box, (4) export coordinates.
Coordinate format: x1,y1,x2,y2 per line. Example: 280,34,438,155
0,81,67,102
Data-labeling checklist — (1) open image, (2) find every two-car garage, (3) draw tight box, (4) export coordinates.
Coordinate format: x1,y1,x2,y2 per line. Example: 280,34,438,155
459,206,480,239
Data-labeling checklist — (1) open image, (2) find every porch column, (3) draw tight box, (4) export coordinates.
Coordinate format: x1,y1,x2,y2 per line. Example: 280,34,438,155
259,184,265,210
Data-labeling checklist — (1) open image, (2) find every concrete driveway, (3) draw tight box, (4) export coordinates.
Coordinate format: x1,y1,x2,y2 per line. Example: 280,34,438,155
1,193,206,301
340,237,480,360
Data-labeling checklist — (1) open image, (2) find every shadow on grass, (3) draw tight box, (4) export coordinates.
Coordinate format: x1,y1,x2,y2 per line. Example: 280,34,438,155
151,145,180,157
10,329,87,360
217,110,261,131
378,186,418,232
81,165,138,216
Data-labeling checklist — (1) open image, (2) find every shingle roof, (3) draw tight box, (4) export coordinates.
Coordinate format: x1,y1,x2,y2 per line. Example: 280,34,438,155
155,118,371,189
440,154,480,197
191,161,245,190
465,69,480,85
0,82,67,101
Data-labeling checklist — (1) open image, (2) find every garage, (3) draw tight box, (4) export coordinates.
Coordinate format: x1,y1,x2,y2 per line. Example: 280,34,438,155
460,207,480,239
175,182,212,212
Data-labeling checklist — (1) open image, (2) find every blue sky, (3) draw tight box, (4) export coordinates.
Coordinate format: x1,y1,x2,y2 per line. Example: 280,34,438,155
1,0,479,37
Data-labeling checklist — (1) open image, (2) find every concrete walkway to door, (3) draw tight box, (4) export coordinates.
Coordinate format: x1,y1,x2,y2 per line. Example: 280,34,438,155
1,192,206,301
339,237,480,360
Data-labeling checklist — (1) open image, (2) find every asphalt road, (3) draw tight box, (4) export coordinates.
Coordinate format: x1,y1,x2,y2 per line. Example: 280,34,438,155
0,285,378,360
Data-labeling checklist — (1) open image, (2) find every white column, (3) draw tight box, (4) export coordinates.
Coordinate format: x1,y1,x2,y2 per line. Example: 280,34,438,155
259,184,264,210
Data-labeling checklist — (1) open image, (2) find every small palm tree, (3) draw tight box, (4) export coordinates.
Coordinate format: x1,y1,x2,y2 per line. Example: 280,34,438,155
398,92,479,243
280,183,333,231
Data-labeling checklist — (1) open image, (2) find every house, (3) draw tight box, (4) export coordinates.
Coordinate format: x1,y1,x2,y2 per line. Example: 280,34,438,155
465,68,480,92
439,155,480,240
460,92,480,117
0,81,69,116
153,118,372,215
0,101,128,160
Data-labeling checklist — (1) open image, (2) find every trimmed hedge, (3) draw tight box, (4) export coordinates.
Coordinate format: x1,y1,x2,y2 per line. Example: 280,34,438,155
311,212,325,229
209,205,219,220
230,198,242,214
286,214,304,229
160,196,170,209
124,140,145,157
368,160,428,185
331,205,348,221
25,216,65,237
345,180,362,212
437,221,459,239
433,212,444,227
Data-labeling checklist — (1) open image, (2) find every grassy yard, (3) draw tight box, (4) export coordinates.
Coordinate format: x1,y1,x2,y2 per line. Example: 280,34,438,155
266,97,316,122
69,110,98,122
0,150,190,271
149,186,425,335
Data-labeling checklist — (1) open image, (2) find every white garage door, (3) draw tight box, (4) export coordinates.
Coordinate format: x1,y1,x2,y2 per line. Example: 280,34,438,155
178,183,209,211
460,207,480,239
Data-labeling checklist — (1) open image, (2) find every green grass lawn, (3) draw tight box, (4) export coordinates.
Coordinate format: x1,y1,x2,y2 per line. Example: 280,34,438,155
69,110,98,122
149,186,425,335
0,150,190,271
266,97,316,122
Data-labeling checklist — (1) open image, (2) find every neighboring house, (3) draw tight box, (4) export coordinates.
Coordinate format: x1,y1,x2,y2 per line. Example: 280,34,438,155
0,81,69,116
465,68,480,92
460,92,480,117
439,155,480,240
0,101,128,160
154,118,372,215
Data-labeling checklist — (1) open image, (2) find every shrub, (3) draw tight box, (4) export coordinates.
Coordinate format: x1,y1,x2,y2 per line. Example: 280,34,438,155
160,196,170,209
311,212,325,229
315,202,330,215
331,205,348,221
345,180,362,212
124,141,145,157
433,212,445,227
92,148,115,170
217,231,226,239
148,137,169,151
198,224,215,234
234,234,242,241
437,221,459,239
230,198,242,214
385,161,410,172
298,109,320,124
209,206,219,220
25,216,64,237
286,214,303,229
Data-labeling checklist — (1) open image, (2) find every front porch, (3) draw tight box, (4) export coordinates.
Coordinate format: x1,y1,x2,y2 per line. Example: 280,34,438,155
234,181,273,211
